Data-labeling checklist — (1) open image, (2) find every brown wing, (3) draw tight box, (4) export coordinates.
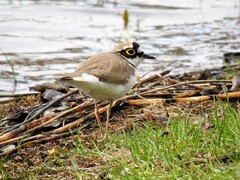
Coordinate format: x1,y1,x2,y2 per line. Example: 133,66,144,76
62,52,134,84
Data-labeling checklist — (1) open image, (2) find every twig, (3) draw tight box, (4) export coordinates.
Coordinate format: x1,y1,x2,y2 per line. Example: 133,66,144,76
1,89,79,134
0,125,27,144
24,99,93,135
0,97,21,104
0,92,39,98
0,99,92,143
126,91,240,105
0,49,17,93
51,99,122,134
0,129,80,157
25,89,79,122
140,65,164,79
140,80,232,95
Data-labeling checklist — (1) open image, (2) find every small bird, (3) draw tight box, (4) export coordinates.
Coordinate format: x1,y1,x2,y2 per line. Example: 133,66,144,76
58,41,155,133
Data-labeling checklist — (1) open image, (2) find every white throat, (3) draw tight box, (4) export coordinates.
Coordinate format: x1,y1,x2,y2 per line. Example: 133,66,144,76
120,55,144,68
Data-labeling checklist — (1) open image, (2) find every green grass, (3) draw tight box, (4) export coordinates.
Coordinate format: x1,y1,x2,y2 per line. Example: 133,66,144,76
1,101,240,179
69,102,240,179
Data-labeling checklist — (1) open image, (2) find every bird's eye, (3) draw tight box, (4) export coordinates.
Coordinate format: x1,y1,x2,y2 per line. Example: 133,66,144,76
125,48,136,56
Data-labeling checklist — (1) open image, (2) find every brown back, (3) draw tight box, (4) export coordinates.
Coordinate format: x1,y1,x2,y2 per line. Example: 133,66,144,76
62,52,134,84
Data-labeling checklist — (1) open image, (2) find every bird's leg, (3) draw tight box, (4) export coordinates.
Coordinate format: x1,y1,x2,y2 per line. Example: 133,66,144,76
94,100,104,135
106,99,113,130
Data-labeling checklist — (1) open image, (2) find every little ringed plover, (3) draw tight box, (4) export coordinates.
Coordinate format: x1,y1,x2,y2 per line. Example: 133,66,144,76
58,41,155,133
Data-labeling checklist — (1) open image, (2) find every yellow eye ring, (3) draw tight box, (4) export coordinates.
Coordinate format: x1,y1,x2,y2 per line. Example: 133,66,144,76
126,48,136,56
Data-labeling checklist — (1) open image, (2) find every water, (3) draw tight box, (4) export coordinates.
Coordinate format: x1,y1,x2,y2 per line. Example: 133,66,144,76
0,0,240,94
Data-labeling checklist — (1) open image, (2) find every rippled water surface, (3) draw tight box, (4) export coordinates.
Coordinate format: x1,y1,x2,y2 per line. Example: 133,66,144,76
0,0,240,93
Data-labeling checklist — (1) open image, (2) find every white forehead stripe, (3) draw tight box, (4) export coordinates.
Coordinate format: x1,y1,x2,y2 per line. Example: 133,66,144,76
123,45,133,50
137,46,143,53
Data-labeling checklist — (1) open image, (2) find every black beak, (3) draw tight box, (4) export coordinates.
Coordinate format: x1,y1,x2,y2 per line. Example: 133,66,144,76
141,53,156,59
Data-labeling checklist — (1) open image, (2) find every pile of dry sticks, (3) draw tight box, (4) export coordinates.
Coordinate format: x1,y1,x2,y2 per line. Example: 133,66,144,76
0,64,240,157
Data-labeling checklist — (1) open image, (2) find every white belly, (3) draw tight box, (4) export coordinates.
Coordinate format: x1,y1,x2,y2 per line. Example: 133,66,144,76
66,73,136,101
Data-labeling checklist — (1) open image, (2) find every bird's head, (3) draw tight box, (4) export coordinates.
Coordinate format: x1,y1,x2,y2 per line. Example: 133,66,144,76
113,41,156,67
